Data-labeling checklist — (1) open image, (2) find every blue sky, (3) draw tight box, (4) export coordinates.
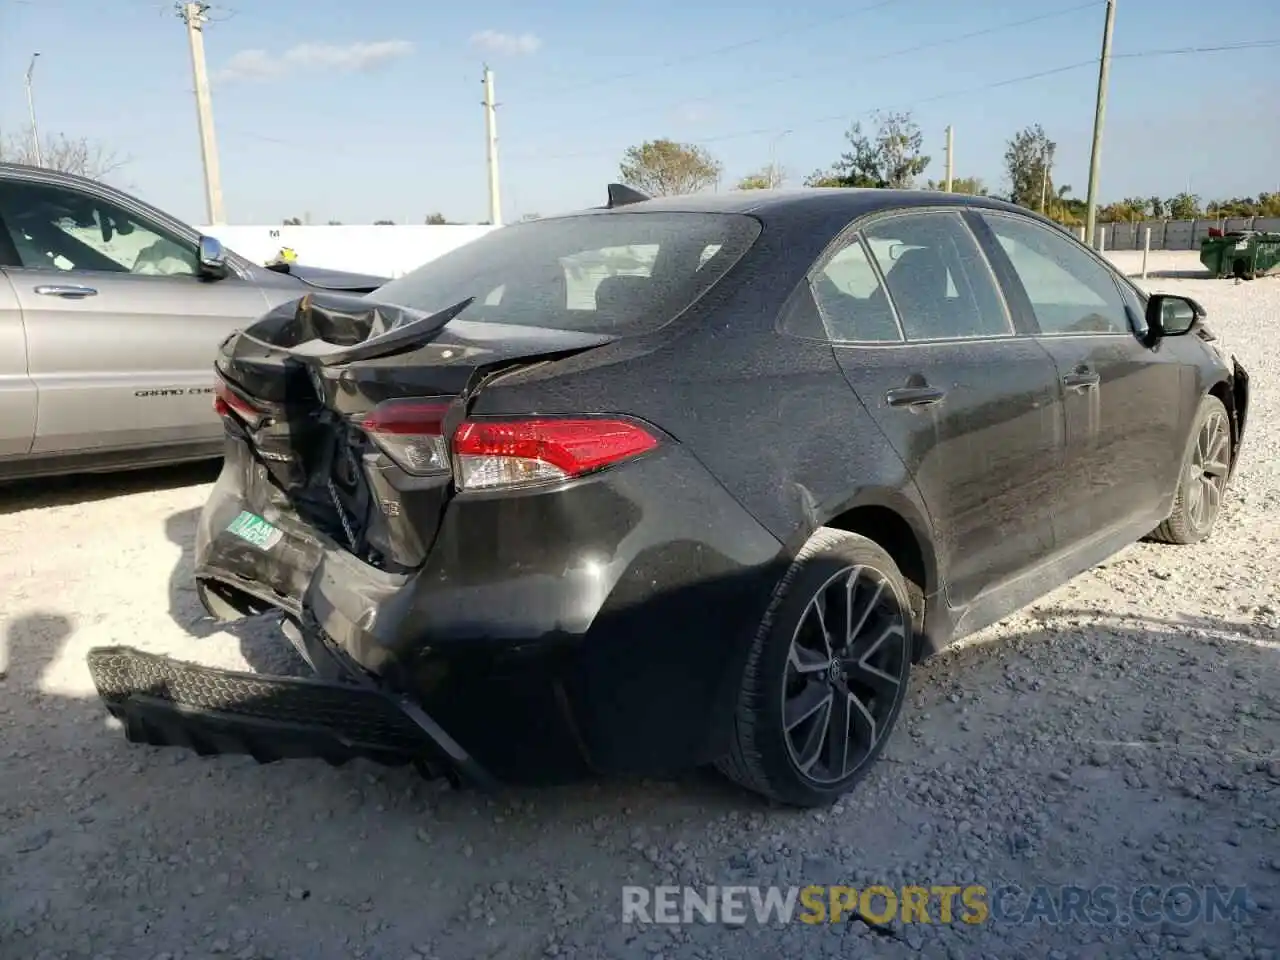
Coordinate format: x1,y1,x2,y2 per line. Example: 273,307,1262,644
1,0,1277,226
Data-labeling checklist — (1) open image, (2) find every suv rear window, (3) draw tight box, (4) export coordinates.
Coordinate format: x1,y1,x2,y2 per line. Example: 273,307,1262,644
370,212,761,335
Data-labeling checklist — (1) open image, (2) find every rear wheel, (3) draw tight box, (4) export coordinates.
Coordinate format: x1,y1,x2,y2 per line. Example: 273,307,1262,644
718,528,913,807
1150,395,1232,545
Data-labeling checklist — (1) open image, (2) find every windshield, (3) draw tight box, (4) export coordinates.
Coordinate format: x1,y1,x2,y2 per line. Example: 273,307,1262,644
370,211,762,335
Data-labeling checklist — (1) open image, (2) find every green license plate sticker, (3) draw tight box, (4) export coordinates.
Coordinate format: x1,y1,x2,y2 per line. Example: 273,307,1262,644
226,511,284,550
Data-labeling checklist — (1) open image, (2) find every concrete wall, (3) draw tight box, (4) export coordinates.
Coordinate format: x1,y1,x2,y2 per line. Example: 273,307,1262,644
1093,217,1280,252
198,224,501,278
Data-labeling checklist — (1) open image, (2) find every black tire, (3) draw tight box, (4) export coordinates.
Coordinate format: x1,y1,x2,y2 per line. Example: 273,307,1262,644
717,527,914,807
1232,258,1253,281
1150,395,1232,545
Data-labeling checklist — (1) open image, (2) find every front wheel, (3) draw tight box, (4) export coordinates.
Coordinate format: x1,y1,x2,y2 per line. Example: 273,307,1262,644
1150,395,1232,545
718,528,914,807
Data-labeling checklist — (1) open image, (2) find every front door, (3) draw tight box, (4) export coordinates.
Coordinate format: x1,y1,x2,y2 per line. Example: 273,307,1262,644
0,268,36,458
815,209,1066,608
0,177,271,456
972,211,1187,548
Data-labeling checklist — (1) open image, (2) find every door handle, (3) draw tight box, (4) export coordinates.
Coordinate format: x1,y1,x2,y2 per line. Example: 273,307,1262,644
1062,371,1101,392
885,386,947,408
34,284,98,299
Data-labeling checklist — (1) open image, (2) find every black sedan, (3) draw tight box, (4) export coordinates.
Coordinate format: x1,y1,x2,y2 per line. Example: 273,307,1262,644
87,184,1249,808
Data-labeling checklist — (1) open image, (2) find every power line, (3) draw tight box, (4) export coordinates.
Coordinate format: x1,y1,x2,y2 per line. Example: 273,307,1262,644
531,0,1104,137
216,37,1280,167
509,40,1280,164
518,0,915,104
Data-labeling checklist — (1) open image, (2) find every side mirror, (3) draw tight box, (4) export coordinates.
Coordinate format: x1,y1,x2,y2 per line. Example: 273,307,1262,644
197,235,228,279
1145,293,1204,341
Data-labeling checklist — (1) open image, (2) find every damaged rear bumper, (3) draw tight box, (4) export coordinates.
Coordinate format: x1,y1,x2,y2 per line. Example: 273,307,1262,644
86,645,496,787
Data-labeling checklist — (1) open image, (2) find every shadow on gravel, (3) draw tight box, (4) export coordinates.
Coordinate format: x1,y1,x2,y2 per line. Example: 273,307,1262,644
0,460,220,516
3,596,1278,958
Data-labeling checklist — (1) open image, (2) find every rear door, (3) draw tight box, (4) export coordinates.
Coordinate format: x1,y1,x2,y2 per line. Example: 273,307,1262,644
0,176,271,456
971,211,1186,548
818,209,1065,608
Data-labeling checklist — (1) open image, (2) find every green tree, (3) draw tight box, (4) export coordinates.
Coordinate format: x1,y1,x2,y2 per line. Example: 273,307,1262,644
803,169,847,188
282,216,303,226
1167,193,1202,219
424,212,449,224
736,163,784,190
811,111,930,189
374,219,395,225
619,139,722,196
1099,198,1148,222
924,176,987,195
1004,124,1056,210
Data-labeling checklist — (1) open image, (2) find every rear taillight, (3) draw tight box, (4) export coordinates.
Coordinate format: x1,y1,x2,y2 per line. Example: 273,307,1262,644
357,399,660,489
360,400,452,476
214,375,266,429
452,418,658,490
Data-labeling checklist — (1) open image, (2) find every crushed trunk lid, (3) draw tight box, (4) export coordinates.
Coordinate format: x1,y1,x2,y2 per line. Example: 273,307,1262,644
213,292,613,572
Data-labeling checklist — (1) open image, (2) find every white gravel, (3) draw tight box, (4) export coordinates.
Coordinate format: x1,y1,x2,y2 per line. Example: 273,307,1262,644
2,252,1278,959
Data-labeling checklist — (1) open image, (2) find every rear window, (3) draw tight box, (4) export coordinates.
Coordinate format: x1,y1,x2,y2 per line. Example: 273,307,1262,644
369,212,761,335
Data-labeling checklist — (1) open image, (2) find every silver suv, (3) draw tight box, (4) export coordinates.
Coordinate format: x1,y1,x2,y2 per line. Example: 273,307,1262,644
0,163,388,481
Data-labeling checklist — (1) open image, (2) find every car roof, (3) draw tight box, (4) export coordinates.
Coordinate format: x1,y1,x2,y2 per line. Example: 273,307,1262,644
0,161,116,192
553,187,1034,225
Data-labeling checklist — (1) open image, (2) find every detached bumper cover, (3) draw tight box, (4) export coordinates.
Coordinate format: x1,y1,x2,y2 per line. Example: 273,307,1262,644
86,645,495,786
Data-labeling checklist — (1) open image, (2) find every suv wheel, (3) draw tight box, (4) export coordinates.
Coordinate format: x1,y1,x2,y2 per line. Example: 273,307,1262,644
1150,395,1232,545
719,528,913,807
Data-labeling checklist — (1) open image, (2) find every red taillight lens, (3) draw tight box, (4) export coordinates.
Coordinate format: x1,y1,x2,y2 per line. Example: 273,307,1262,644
214,376,266,429
452,418,659,490
360,399,452,476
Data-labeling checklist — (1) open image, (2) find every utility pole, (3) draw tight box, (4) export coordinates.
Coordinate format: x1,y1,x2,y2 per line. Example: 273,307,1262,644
1084,0,1117,249
944,125,954,192
25,53,42,167
482,65,502,226
769,130,792,189
1040,144,1051,213
178,2,226,224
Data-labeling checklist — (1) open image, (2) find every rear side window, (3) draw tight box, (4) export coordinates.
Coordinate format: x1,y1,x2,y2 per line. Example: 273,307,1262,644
980,213,1130,336
809,238,902,342
863,212,1012,341
371,212,761,336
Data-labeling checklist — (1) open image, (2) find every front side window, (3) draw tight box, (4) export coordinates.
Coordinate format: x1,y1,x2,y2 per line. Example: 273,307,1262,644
980,213,1130,336
863,211,1012,341
0,180,198,277
371,212,761,336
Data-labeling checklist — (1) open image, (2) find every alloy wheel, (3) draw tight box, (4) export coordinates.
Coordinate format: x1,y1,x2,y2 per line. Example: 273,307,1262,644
780,564,909,785
1186,410,1230,532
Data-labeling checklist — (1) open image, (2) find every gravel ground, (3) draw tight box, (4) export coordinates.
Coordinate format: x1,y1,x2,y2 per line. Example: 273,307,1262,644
2,252,1277,960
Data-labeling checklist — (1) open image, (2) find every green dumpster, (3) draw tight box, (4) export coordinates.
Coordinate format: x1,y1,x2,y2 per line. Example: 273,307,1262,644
1200,230,1280,280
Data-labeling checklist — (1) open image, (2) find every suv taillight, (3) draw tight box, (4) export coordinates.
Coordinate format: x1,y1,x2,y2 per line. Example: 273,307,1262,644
214,375,266,429
358,399,660,490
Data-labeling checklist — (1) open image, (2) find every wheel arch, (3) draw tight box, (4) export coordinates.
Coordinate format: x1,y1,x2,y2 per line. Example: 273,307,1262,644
794,488,942,660
1206,377,1243,474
